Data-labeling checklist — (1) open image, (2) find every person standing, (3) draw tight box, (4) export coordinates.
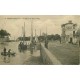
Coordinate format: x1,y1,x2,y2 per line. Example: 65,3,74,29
45,38,48,49
8,49,11,63
59,37,61,44
3,47,7,62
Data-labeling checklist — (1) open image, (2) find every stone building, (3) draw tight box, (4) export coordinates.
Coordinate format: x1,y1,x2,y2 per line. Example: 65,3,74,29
61,20,78,44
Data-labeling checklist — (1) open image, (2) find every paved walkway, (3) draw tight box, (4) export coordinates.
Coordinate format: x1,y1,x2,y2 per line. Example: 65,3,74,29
48,41,79,65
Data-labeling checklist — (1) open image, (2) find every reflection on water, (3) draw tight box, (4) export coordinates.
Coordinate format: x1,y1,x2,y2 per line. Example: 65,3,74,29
0,42,19,52
0,42,31,64
0,42,42,65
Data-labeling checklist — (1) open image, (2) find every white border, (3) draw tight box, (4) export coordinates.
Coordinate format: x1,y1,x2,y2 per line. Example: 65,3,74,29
0,0,80,80
0,0,80,15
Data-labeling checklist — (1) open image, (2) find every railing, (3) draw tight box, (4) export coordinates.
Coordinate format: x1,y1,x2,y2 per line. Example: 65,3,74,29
40,43,62,65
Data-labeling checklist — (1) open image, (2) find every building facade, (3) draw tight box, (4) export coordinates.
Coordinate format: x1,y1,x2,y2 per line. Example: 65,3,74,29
61,20,78,44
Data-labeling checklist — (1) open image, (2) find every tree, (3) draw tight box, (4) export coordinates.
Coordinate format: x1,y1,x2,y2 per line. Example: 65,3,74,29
47,34,55,40
0,29,10,38
54,34,61,40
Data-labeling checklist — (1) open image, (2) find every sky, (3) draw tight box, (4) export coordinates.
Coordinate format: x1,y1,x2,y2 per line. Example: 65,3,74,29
0,15,80,40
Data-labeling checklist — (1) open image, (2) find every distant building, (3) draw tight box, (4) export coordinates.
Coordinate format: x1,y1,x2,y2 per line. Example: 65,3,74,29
0,36,10,42
61,20,78,44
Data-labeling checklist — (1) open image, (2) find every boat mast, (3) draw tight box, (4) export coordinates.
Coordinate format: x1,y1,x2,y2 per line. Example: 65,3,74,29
22,22,25,43
46,26,47,39
40,29,41,36
46,26,47,36
31,19,33,43
35,29,37,42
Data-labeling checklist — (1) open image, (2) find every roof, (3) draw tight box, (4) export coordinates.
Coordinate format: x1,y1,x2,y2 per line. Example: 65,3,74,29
61,20,77,27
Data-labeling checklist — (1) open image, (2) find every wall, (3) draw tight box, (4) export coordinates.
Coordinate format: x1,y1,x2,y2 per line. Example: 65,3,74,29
40,43,61,65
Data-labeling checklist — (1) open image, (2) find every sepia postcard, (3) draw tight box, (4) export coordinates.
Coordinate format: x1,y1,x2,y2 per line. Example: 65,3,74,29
0,15,79,65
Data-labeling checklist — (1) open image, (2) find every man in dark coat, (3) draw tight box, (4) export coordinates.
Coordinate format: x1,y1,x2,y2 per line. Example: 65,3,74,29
3,47,7,62
45,38,48,49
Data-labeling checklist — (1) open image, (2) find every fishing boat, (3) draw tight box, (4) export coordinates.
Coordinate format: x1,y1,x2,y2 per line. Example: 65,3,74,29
18,22,27,50
1,51,16,56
